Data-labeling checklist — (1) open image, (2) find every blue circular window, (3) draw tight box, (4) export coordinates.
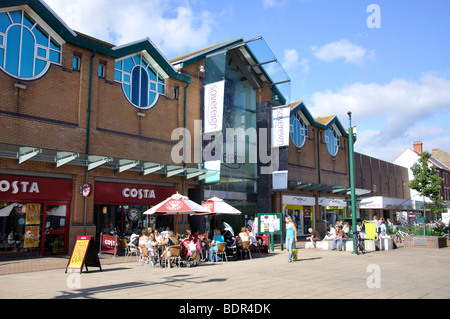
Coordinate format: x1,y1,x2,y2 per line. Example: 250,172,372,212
114,53,165,109
290,113,308,148
325,127,340,156
0,10,61,80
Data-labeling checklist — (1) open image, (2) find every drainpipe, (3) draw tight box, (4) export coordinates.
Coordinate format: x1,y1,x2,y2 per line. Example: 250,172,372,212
83,50,96,235
317,129,321,184
182,81,189,195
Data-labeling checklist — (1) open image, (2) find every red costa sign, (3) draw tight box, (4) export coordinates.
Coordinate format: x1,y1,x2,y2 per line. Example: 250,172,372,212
100,234,118,255
94,181,175,205
0,174,72,201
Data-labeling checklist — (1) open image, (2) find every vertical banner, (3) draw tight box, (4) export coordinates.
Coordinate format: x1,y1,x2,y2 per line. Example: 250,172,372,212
204,80,225,134
271,106,290,148
25,203,41,225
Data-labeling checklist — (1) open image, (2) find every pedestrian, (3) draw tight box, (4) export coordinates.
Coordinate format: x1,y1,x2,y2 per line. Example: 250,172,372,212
285,216,297,262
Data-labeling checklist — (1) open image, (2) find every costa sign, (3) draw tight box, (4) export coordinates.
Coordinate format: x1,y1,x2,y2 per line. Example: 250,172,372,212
94,181,175,205
0,175,72,200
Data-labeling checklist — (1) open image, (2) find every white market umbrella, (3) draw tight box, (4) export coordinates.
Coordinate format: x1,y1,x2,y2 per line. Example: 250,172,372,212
0,203,19,217
200,196,242,216
143,193,211,234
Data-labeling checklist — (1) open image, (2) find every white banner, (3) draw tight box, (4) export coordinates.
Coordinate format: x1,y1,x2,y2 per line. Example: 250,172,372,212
272,106,290,148
204,80,225,134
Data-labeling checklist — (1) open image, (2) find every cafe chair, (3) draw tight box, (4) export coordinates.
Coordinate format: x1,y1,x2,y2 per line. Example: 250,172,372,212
138,246,150,268
118,239,128,256
125,244,139,262
240,241,252,260
167,245,181,268
213,242,228,262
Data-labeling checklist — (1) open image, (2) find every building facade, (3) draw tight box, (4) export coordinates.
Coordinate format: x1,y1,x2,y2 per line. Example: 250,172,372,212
0,0,205,256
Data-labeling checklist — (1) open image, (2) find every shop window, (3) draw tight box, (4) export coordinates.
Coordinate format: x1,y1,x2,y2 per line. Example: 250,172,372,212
0,9,61,80
325,126,340,157
0,202,42,254
114,53,165,109
290,113,308,148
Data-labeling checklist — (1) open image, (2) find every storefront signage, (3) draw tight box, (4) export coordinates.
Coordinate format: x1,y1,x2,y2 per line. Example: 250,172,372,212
66,236,102,273
282,195,315,206
0,174,72,201
272,106,290,148
204,80,225,134
100,234,118,255
94,181,175,205
81,182,93,197
318,197,347,207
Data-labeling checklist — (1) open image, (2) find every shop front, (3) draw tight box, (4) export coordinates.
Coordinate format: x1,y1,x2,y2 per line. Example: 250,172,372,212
319,197,347,230
93,180,175,239
0,174,72,256
282,195,315,235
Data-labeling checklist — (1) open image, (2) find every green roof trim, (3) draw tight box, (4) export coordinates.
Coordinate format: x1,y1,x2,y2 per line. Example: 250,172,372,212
290,101,349,137
0,0,190,83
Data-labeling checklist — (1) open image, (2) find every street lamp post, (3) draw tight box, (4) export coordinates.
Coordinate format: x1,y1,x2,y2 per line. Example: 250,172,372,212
348,112,357,254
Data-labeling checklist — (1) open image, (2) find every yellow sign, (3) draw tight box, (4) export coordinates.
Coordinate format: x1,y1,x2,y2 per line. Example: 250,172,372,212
25,203,41,225
67,237,90,270
23,226,39,248
365,223,376,240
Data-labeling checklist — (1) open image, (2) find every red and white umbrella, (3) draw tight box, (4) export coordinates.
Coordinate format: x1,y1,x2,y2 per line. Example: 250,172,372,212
200,196,242,215
144,193,211,216
143,193,211,234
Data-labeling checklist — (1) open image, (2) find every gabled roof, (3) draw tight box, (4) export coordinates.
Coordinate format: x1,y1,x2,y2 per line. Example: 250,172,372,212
289,101,348,137
170,38,243,68
1,0,190,83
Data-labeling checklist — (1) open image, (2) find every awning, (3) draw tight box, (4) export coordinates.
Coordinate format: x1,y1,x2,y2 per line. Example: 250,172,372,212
288,180,371,196
0,142,209,181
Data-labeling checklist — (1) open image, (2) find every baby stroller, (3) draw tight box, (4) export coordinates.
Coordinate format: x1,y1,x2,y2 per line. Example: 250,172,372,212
222,222,237,261
180,237,201,267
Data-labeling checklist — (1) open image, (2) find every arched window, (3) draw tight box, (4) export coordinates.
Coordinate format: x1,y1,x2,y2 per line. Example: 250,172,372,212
325,126,340,157
114,53,165,109
289,113,308,148
0,10,61,80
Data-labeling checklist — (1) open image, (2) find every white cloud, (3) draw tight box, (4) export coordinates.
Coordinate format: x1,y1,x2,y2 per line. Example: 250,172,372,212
282,49,309,74
45,0,215,58
309,74,450,161
312,39,374,64
263,0,286,8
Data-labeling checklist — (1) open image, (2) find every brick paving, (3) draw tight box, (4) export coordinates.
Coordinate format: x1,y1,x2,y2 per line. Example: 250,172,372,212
1,244,450,302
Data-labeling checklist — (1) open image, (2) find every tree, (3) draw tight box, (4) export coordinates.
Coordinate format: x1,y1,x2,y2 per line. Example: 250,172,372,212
409,152,445,216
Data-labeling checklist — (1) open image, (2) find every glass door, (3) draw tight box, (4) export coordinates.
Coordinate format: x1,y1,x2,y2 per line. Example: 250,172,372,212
42,203,70,255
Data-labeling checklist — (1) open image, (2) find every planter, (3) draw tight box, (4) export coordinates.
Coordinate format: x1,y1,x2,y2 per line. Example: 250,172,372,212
404,236,447,249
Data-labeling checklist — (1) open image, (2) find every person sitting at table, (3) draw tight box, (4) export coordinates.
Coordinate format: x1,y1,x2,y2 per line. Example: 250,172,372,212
209,229,225,262
160,231,179,267
128,233,139,247
139,229,149,247
247,226,258,249
146,233,159,266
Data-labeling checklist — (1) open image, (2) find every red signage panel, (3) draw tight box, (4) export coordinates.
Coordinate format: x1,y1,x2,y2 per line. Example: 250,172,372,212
0,174,73,201
94,181,175,205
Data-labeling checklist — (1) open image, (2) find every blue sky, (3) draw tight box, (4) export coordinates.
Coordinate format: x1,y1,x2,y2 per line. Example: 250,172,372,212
45,0,450,162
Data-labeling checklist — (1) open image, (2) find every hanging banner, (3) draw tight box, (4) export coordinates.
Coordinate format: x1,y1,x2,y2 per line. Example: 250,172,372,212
272,106,290,148
66,236,102,273
204,80,225,134
25,203,41,225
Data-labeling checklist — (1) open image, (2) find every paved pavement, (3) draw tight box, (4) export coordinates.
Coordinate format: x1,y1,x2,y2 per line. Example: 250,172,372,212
1,244,450,306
